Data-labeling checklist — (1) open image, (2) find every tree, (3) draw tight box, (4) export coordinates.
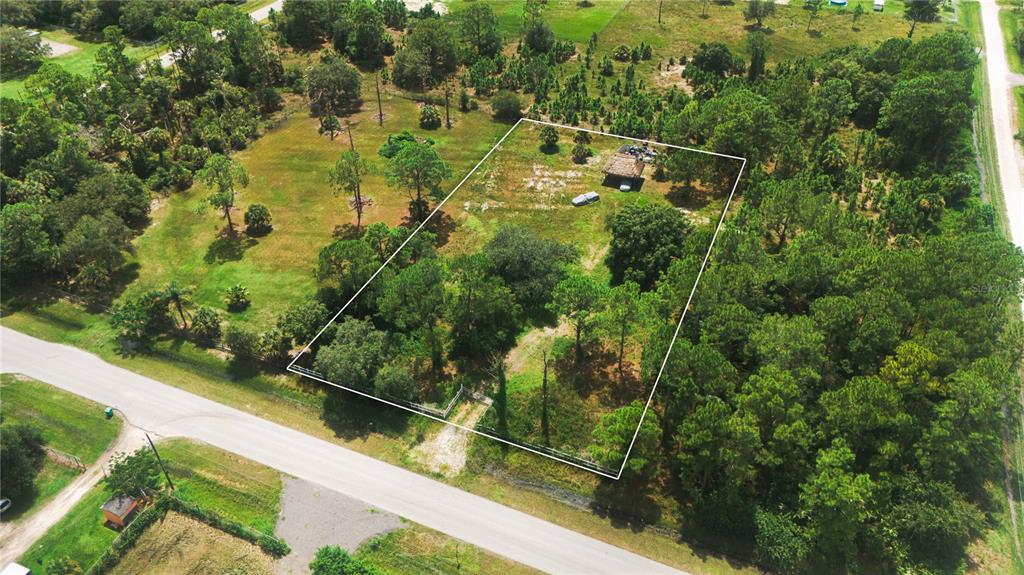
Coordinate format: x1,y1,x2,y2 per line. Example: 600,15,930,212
904,0,940,38
278,300,330,346
852,3,865,27
484,225,577,316
110,289,172,345
798,439,874,566
0,424,46,501
158,18,225,96
522,0,554,54
330,150,375,231
377,258,447,374
386,141,452,222
306,53,362,116
548,271,606,366
57,211,132,289
392,18,459,88
316,239,381,305
225,324,261,359
190,306,222,344
319,114,342,140
743,0,776,29
278,0,344,50
310,545,381,575
313,317,387,390
539,125,559,151
459,2,501,60
606,204,691,290
877,72,972,166
0,26,50,74
746,31,769,82
589,401,661,484
491,90,523,121
374,363,416,401
163,281,193,330
447,254,522,361
0,202,55,282
198,154,249,236
804,0,824,32
244,203,273,235
601,281,643,380
107,448,162,498
347,0,387,64
572,142,591,164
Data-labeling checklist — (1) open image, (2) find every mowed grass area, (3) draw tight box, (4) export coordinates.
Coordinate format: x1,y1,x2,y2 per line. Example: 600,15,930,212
126,90,511,330
357,525,543,575
19,439,283,573
594,0,943,81
0,374,122,523
0,29,161,100
108,511,275,575
999,4,1023,73
159,438,282,534
444,0,628,42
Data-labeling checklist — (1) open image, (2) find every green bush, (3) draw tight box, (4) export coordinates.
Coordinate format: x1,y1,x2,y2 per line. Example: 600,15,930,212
419,104,441,129
244,204,273,235
190,306,222,345
491,90,523,121
224,325,260,359
223,284,250,311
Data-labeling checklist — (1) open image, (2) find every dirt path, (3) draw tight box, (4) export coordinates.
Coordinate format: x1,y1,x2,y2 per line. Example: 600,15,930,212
42,37,78,57
0,423,146,565
411,399,492,477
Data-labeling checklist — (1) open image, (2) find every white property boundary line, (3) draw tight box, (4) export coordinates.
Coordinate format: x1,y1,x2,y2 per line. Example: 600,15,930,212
287,118,747,480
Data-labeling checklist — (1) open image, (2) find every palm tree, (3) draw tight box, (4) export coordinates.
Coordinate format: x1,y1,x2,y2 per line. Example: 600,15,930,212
165,281,193,330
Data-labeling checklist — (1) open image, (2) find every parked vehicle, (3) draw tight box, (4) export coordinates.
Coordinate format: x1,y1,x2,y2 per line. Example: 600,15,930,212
0,499,12,514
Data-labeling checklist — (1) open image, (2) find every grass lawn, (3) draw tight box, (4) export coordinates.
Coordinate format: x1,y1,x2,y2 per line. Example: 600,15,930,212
0,374,122,523
0,374,121,463
999,4,1023,74
109,511,274,575
125,88,510,330
158,438,283,534
592,0,942,85
444,0,628,43
357,525,543,575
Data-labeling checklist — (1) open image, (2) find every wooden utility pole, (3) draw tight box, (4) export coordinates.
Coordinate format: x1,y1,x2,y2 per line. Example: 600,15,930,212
146,433,174,491
444,82,452,129
346,124,355,151
375,72,384,127
658,0,664,24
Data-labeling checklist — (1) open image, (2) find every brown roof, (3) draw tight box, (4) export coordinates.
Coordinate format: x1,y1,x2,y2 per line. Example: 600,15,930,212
603,153,645,179
102,495,138,517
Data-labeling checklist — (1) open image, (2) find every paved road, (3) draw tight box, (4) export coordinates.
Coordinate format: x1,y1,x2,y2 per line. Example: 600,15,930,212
979,0,1024,317
0,327,684,575
0,425,146,565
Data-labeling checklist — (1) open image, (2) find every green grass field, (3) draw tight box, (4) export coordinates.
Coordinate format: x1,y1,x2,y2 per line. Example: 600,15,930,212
444,0,628,43
999,4,1023,73
357,525,543,575
0,374,122,523
159,438,283,534
19,485,119,573
125,87,510,330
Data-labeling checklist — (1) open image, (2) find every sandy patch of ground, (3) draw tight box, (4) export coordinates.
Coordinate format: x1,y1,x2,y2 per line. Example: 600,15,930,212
521,164,586,210
654,64,694,93
109,511,274,575
505,322,571,374
274,477,403,575
42,37,78,57
411,399,492,477
582,244,609,272
410,0,448,14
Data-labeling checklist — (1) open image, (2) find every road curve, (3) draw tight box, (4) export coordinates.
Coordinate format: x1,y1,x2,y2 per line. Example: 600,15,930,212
979,0,1024,316
0,327,685,575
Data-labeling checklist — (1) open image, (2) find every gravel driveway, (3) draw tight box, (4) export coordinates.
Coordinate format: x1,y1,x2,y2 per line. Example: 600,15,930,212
274,477,403,574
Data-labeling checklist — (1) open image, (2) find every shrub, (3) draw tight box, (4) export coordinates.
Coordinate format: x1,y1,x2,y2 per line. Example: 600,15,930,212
258,328,291,362
612,44,631,62
244,203,272,235
539,125,559,150
419,104,442,129
572,142,591,164
378,130,433,158
190,306,222,344
491,90,523,121
224,325,260,359
375,364,416,401
459,89,470,112
0,424,46,501
224,284,250,311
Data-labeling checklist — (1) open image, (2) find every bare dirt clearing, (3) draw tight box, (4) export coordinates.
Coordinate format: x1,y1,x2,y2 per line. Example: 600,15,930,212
411,400,493,477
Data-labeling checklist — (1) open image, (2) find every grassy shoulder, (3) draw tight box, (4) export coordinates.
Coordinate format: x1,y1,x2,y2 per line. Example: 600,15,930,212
356,525,543,575
0,374,122,523
999,4,1023,74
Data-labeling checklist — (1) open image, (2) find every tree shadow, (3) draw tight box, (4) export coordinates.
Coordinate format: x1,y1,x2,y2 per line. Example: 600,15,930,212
401,208,457,247
591,482,663,532
332,223,364,240
321,387,411,441
601,175,646,192
552,343,619,399
665,185,708,210
807,29,823,38
540,144,560,155
204,235,257,264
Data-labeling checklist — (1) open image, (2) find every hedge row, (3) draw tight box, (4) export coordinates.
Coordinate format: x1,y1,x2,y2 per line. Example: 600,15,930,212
85,495,290,574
